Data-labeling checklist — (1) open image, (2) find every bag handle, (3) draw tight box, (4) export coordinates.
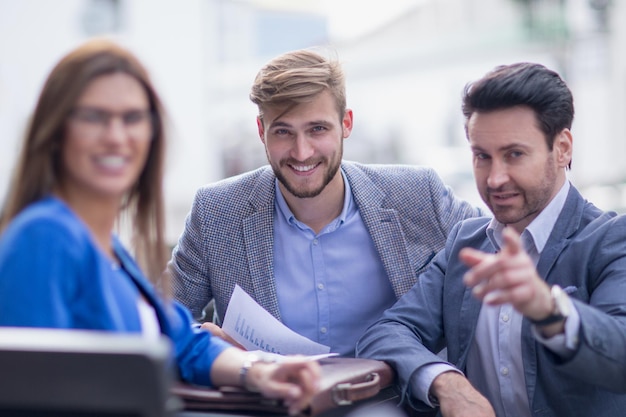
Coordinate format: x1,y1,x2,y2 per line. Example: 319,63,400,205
331,372,381,406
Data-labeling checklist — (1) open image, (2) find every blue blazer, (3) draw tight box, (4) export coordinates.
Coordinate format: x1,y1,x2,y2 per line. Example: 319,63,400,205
0,197,231,387
169,161,481,323
356,185,626,416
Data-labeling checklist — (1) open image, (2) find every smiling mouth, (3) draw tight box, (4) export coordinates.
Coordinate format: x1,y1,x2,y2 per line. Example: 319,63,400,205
489,191,521,204
289,162,319,173
95,155,127,169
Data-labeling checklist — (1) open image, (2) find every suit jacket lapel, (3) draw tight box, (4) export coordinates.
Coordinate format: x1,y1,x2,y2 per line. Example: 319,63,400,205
457,288,483,367
242,168,282,320
342,163,415,299
112,238,168,333
523,185,585,404
458,234,495,368
536,186,585,280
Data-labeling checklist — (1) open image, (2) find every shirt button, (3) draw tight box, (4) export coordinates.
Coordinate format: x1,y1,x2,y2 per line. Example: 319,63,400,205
593,337,603,348
320,327,327,334
317,283,324,290
313,239,319,245
502,314,510,322
501,367,509,376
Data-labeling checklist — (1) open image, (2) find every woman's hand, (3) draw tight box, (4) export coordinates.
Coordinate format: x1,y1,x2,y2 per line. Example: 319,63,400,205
210,348,321,416
247,357,321,415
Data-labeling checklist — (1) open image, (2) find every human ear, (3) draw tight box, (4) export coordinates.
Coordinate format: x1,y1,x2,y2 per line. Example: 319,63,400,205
342,109,354,138
554,129,573,168
256,117,265,144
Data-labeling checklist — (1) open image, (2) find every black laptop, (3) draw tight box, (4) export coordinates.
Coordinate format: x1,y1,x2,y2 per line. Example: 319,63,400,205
0,327,179,417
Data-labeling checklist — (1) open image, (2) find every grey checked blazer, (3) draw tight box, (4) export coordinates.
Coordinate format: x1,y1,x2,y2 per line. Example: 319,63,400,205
169,161,481,325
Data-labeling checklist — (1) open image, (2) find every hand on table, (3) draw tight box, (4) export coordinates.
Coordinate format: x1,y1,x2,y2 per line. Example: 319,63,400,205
431,371,495,417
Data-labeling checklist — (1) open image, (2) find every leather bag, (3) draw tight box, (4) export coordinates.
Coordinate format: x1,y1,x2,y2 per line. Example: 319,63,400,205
172,357,396,416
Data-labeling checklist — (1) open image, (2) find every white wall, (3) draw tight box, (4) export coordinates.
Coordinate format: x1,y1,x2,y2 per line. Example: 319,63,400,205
123,0,221,244
0,0,218,244
0,0,84,206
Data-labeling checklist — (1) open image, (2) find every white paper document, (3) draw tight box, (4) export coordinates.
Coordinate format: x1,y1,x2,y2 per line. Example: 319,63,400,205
222,284,332,355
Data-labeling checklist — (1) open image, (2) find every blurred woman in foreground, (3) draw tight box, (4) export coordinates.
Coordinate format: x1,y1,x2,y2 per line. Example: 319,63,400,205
0,38,318,415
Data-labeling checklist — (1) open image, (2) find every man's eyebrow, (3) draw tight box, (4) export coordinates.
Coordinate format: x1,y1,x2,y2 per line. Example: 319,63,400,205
268,120,292,129
499,142,530,151
308,119,332,126
471,143,530,153
268,119,333,129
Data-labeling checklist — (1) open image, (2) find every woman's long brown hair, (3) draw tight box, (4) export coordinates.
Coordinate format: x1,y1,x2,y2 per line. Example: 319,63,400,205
1,38,169,287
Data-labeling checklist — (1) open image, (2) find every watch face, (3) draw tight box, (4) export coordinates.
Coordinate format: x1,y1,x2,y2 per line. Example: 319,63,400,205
552,285,571,318
529,285,570,326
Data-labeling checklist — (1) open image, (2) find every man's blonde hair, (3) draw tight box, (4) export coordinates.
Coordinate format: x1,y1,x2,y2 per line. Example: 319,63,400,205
249,49,346,122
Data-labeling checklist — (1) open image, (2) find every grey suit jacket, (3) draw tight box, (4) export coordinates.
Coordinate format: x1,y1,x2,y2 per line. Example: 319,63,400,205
356,185,626,416
170,161,480,326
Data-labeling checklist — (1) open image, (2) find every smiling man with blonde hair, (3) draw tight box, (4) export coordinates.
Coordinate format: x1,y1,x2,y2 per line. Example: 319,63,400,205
169,48,481,357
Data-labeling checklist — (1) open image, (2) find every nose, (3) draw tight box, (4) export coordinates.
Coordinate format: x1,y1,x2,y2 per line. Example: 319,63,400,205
101,116,127,143
291,134,314,161
487,160,509,189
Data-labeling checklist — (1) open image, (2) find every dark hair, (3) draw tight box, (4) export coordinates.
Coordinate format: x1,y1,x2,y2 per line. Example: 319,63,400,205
1,38,168,283
462,62,574,167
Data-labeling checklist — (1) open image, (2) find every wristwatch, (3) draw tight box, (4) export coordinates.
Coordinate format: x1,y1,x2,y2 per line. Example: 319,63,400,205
239,353,278,392
529,284,571,326
239,353,261,392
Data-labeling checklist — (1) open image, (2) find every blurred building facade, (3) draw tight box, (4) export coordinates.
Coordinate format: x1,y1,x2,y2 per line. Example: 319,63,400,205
1,0,625,246
212,0,626,213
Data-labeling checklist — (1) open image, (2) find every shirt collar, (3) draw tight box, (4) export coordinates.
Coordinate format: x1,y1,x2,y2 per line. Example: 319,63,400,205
487,180,570,254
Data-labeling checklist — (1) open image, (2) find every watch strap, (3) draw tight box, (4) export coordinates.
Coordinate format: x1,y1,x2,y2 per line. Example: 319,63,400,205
529,312,565,326
239,354,261,392
529,285,568,326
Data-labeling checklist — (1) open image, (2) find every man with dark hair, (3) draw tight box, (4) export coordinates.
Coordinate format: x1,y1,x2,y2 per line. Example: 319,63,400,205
356,62,626,416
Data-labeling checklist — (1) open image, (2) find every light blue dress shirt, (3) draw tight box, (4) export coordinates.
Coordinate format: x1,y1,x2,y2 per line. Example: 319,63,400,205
415,181,580,414
273,169,396,356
